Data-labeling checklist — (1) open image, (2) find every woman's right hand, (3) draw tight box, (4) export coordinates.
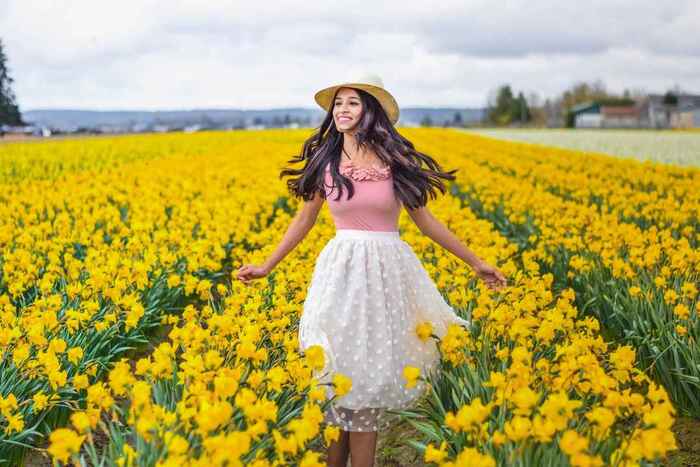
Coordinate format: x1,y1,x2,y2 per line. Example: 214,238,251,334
472,260,508,291
235,264,271,285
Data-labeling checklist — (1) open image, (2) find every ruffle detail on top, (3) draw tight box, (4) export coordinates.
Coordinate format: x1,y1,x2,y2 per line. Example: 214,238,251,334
339,161,391,181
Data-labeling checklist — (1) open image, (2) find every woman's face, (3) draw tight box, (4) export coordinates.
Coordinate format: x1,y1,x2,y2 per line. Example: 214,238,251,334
333,87,363,133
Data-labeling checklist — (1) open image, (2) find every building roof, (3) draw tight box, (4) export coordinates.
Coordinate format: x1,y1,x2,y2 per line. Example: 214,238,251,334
570,101,599,114
601,106,641,117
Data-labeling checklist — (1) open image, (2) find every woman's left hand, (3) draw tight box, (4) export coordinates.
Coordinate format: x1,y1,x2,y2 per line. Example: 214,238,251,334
473,261,508,291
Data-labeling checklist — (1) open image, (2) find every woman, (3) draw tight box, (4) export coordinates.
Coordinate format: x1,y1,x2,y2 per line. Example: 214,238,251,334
236,73,507,467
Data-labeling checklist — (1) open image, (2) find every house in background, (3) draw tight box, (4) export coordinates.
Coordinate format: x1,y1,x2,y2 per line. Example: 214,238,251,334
570,102,601,128
670,98,700,129
570,101,642,128
570,94,700,129
638,93,700,129
0,124,51,137
673,108,700,128
600,105,642,128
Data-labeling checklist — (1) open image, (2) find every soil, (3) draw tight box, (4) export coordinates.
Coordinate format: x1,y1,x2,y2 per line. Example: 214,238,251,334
665,416,700,467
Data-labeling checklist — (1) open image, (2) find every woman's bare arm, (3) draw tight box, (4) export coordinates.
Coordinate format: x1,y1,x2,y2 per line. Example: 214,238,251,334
406,204,507,290
406,205,483,268
260,191,325,273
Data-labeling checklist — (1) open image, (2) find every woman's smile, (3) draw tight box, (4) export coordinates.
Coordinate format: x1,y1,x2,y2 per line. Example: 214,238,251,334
333,88,362,130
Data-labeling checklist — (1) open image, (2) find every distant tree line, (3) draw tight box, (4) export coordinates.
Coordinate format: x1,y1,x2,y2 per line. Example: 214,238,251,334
485,85,532,126
482,79,677,127
0,37,23,126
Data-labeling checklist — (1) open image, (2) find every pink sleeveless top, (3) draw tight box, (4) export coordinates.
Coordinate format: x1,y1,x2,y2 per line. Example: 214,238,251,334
323,160,402,232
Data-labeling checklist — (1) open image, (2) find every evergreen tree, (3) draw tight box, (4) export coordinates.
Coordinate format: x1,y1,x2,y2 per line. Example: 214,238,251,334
0,38,24,126
663,90,678,106
487,84,516,125
514,92,531,124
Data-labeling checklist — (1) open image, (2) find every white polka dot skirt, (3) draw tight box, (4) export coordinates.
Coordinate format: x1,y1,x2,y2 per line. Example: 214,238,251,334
298,229,471,432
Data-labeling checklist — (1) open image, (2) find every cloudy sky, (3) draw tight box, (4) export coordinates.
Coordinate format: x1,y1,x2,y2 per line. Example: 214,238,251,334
1,0,698,111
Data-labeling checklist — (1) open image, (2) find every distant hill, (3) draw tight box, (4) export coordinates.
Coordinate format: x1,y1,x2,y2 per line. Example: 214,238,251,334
22,107,486,132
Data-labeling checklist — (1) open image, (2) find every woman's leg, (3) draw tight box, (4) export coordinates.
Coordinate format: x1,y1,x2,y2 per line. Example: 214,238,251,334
327,429,350,467
349,430,378,467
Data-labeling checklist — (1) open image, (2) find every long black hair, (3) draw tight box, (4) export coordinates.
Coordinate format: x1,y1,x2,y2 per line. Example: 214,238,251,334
279,87,457,210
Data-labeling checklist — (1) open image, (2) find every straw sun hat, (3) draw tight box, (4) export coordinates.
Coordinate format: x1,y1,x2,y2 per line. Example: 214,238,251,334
314,72,400,125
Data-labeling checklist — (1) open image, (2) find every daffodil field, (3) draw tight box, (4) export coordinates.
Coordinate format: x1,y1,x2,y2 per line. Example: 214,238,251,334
0,128,697,466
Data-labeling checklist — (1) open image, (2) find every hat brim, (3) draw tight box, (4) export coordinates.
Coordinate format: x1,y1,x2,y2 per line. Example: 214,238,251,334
314,82,400,125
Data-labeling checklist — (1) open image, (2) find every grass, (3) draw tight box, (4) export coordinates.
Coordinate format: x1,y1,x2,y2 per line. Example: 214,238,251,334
376,415,425,466
665,417,700,467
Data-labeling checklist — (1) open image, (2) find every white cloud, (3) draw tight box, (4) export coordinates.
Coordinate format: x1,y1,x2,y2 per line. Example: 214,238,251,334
1,0,698,110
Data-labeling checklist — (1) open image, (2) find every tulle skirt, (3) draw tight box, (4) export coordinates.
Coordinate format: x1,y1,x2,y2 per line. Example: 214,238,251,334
298,229,471,432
